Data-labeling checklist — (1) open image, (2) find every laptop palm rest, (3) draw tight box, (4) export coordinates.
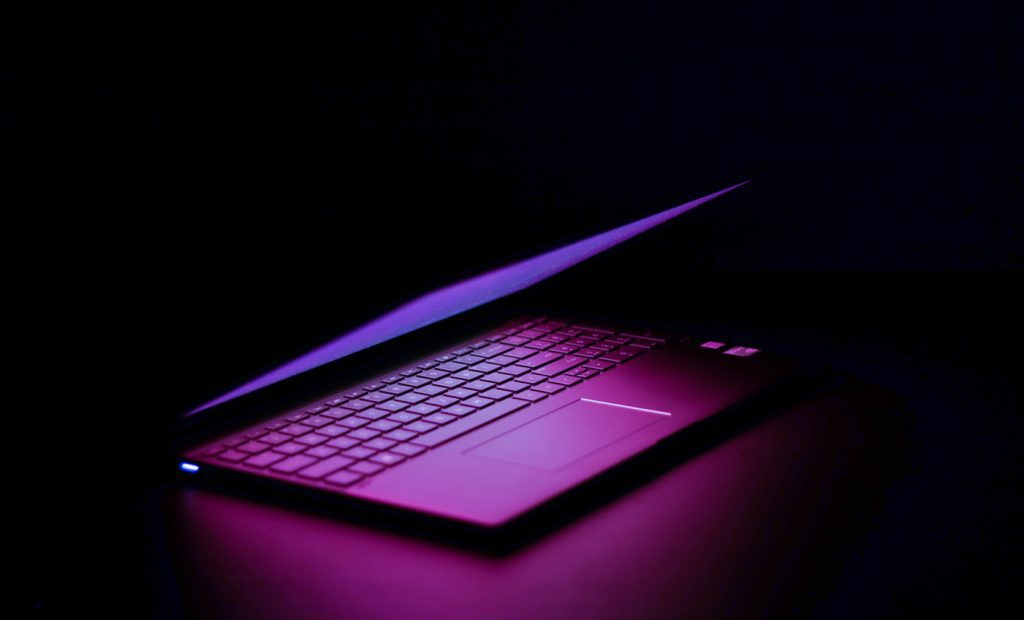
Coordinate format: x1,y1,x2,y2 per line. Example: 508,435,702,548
466,399,671,471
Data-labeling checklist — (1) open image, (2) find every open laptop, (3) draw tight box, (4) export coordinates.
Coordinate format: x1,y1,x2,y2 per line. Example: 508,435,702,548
176,182,801,529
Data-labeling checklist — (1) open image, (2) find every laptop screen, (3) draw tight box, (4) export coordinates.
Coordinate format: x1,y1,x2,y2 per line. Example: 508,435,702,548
187,182,747,415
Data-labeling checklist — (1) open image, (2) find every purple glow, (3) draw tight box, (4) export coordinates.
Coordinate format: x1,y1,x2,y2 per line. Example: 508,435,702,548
189,182,749,415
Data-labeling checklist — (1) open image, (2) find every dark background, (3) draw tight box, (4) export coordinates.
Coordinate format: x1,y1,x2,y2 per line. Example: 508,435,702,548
6,3,1018,617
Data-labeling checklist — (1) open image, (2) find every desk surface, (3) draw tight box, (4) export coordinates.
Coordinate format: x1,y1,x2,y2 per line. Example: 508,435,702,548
165,382,900,619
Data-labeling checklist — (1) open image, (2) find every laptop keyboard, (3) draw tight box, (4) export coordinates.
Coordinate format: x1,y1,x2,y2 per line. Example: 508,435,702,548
193,317,664,488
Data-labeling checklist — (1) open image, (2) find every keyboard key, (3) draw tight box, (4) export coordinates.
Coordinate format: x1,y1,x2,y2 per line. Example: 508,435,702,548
480,388,511,401
378,400,409,412
301,415,333,428
362,391,393,403
415,384,447,396
305,445,340,458
284,413,309,423
342,446,377,459
437,361,467,373
326,436,360,450
575,347,604,358
306,405,329,415
453,370,483,381
297,456,355,479
481,372,513,384
390,443,426,457
501,336,530,346
338,416,369,428
549,344,580,354
411,398,530,448
260,432,291,445
518,373,546,385
490,355,518,366
325,470,363,487
265,421,288,430
364,438,397,451
442,404,476,416
475,343,513,358
370,452,406,467
549,374,582,386
349,461,385,476
243,451,285,468
217,449,248,462
519,351,563,368
342,399,374,411
572,368,599,379
280,423,313,436
446,387,477,399
598,346,645,363
424,413,456,425
346,428,381,441
434,377,465,388
501,381,529,392
404,420,438,433
399,376,431,387
464,380,495,392
381,374,403,384
295,433,328,446
456,354,485,365
224,438,246,447
238,441,271,454
426,395,458,407
583,359,616,371
321,408,349,419
244,430,267,439
525,340,553,350
536,355,586,377
408,403,440,415
271,454,318,473
387,411,421,423
355,408,391,420
535,382,566,394
469,362,499,374
396,392,428,404
516,390,548,402
325,398,347,407
273,442,308,455
384,429,417,441
501,365,530,376
464,396,494,409
400,368,421,377
382,384,412,395
418,369,448,380
506,347,536,359
367,419,401,432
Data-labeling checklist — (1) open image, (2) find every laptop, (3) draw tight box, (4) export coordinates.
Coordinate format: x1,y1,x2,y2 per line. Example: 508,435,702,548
175,182,801,529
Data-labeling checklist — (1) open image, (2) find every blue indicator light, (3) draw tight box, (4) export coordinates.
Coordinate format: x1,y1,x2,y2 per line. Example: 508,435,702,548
179,462,200,473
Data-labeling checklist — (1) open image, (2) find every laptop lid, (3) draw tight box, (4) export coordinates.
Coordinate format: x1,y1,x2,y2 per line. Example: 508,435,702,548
184,181,748,419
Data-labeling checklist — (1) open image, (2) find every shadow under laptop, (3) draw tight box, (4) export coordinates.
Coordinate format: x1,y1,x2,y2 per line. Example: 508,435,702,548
163,378,907,619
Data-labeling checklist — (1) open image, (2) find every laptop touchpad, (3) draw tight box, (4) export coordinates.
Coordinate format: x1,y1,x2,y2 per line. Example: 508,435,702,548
466,399,670,471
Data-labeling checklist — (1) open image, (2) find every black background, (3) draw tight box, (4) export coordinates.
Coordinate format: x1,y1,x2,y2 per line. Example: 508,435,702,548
6,3,1018,617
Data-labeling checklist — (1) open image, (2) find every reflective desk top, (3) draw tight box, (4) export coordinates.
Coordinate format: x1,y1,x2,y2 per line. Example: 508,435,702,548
165,382,901,620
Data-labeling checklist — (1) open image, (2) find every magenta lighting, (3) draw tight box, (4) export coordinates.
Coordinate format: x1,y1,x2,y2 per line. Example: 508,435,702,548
188,182,749,415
